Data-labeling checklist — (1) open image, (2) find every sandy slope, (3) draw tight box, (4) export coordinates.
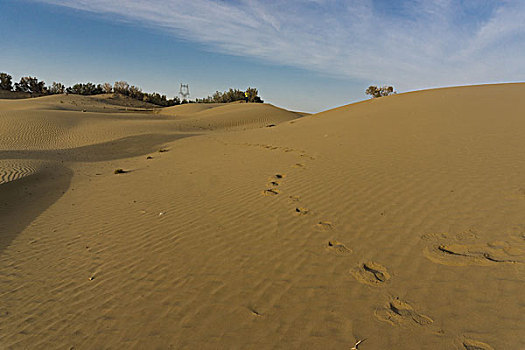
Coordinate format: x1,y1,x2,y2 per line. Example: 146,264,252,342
0,93,158,112
1,85,524,349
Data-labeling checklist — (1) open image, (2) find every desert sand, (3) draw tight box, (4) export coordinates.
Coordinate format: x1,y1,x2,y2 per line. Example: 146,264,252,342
1,84,524,349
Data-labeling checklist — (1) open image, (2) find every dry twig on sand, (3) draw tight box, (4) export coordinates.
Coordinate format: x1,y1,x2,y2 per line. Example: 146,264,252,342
351,338,366,350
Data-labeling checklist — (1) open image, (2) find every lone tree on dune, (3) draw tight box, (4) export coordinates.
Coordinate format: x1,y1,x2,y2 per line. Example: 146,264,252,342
0,73,13,91
366,85,395,98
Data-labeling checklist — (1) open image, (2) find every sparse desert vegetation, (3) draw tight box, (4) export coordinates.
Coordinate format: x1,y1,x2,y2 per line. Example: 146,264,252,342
0,72,264,107
365,85,396,98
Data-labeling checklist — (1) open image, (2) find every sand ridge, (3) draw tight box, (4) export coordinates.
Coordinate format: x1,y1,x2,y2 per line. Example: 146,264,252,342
1,84,524,349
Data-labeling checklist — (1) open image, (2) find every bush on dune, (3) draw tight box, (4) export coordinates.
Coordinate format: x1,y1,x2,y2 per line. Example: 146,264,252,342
366,85,396,98
245,87,263,103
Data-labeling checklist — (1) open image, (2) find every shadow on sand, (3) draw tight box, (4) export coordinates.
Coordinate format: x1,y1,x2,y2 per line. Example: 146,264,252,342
0,133,198,162
0,133,198,254
0,164,73,254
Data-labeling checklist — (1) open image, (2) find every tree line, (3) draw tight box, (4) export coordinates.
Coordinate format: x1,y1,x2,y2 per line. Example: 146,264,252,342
195,87,263,103
0,73,180,106
0,73,264,107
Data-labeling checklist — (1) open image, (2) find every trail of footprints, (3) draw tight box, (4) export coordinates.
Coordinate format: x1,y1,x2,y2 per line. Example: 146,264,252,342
262,174,284,196
259,158,430,327
258,151,495,348
421,230,525,267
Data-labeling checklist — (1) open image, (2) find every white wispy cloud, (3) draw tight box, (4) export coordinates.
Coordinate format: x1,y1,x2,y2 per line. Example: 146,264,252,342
34,0,525,90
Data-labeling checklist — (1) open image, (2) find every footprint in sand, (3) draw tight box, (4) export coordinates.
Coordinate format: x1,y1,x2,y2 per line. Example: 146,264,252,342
351,261,390,286
295,207,309,215
375,297,433,327
316,221,333,231
262,188,280,196
326,240,352,256
461,338,494,350
262,174,285,196
421,232,523,266
288,195,300,203
424,243,521,266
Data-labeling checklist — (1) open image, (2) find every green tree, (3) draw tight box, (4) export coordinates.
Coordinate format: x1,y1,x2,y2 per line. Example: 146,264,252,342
101,83,113,93
245,87,263,103
128,85,143,100
67,82,103,95
49,82,65,94
113,81,130,95
196,87,263,103
0,73,13,91
14,76,46,95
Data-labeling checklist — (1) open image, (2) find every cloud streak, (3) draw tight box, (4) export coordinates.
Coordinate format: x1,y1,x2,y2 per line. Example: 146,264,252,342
34,0,525,90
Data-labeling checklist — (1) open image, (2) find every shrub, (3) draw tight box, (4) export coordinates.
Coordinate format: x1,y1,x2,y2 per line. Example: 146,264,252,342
245,87,263,103
0,73,13,91
366,85,395,98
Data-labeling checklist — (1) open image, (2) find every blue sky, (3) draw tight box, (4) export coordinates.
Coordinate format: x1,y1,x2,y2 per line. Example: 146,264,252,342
1,0,524,112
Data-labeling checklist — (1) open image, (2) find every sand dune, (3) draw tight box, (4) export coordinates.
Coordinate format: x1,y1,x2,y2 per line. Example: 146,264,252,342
158,101,305,130
157,102,226,117
0,98,301,152
0,93,157,112
1,84,524,349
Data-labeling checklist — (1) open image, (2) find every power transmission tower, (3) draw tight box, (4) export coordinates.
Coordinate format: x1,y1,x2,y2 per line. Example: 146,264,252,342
179,84,190,100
